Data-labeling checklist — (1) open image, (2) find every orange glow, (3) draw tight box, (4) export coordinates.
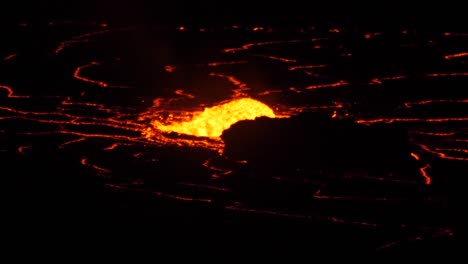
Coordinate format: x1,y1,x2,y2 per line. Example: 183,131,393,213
225,205,376,226
369,75,408,85
103,183,212,203
207,61,248,67
55,39,88,54
410,152,420,161
73,61,132,88
257,89,282,96
364,32,381,39
74,62,108,87
418,144,467,161
369,78,383,85
289,87,302,93
152,98,275,138
202,158,233,178
288,64,327,71
253,54,297,63
178,182,232,192
410,131,455,136
419,164,432,185
225,205,308,219
174,89,195,99
209,72,250,97
81,157,112,174
59,138,86,149
0,105,63,116
444,52,468,60
305,80,348,90
357,117,468,124
153,191,212,203
377,228,454,251
17,146,31,154
224,43,254,53
103,143,120,151
0,84,30,98
223,39,312,53
381,75,408,81
314,189,405,201
451,139,468,142
426,72,468,77
73,29,111,40
60,96,113,113
404,99,467,108
54,28,131,54
54,29,110,54
443,32,468,37
164,65,176,72
437,148,468,154
209,73,246,88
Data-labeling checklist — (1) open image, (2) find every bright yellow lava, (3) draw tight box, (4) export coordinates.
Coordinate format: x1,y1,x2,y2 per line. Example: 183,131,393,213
154,98,276,138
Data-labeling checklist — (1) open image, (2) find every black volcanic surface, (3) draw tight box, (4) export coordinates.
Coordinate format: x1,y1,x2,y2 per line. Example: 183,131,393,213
1,8,465,255
222,113,414,173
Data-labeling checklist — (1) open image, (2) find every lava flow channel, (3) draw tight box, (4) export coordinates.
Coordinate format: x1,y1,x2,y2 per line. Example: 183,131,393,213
151,98,276,138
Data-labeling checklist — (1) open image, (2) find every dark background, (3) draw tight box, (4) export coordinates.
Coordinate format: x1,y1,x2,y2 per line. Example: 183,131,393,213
2,0,463,256
1,0,466,29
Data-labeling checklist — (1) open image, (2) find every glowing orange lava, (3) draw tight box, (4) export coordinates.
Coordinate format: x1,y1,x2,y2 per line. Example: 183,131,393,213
443,32,468,37
444,52,468,60
223,39,314,53
306,80,348,90
152,98,276,138
253,54,297,63
410,152,420,161
207,61,248,67
0,84,30,98
288,64,327,71
419,164,432,185
73,61,133,88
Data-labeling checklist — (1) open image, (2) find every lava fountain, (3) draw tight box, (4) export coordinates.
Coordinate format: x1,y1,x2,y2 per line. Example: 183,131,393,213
152,98,276,138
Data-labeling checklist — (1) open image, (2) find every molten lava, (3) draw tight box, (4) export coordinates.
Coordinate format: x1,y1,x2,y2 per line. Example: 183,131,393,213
153,98,275,138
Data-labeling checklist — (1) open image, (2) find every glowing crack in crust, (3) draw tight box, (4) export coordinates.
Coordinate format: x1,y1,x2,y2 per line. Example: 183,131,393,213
152,98,276,138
